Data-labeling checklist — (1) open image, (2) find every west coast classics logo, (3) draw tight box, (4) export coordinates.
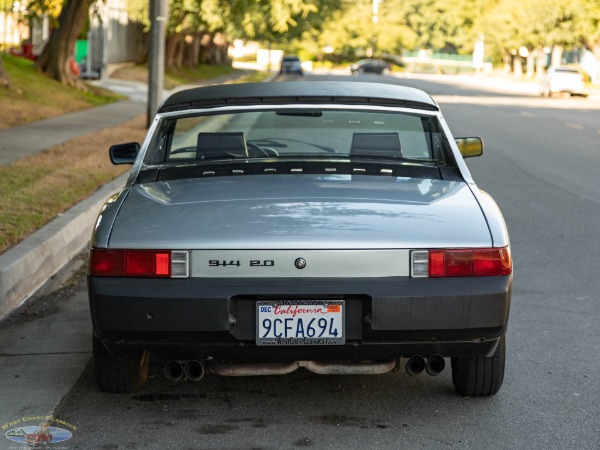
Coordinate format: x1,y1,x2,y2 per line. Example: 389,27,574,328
3,416,75,448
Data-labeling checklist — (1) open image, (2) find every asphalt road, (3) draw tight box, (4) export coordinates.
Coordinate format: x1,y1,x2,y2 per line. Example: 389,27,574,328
2,73,599,449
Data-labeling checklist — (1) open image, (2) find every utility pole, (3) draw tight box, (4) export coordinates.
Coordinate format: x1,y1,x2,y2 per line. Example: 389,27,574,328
369,0,380,57
147,0,168,128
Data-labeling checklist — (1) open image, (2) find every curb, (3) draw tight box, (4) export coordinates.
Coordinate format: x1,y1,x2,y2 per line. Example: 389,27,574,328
0,173,128,321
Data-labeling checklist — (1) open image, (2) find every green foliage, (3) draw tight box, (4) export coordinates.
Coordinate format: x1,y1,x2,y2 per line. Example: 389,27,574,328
306,0,600,65
19,0,600,69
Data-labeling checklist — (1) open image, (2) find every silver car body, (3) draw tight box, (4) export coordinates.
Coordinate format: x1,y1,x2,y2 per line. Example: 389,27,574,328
89,81,512,395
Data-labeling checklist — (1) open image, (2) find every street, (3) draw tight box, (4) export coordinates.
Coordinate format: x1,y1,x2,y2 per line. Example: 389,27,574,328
1,72,599,449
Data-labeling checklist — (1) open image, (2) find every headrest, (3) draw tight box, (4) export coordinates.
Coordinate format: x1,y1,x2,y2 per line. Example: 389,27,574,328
350,132,402,159
196,132,248,159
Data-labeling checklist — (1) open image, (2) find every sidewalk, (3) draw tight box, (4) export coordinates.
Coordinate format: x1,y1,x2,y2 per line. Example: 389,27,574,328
0,70,252,320
0,100,144,166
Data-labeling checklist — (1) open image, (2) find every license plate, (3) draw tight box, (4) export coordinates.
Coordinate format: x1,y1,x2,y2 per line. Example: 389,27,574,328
256,300,345,346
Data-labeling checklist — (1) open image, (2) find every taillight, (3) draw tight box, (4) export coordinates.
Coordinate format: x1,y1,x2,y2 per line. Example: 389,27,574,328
89,249,189,278
411,247,511,277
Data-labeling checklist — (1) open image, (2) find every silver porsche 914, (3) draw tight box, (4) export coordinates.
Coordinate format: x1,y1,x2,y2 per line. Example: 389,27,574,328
88,81,512,396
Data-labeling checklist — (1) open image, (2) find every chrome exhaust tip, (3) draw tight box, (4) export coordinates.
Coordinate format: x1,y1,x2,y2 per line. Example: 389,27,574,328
425,355,446,376
183,360,205,382
405,355,426,376
164,360,184,382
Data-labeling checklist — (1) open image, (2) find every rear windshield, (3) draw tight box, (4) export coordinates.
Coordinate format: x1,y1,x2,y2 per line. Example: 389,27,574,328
145,108,453,165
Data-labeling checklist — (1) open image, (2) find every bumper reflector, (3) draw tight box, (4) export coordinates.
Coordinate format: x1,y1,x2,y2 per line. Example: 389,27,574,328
410,251,429,277
171,251,190,278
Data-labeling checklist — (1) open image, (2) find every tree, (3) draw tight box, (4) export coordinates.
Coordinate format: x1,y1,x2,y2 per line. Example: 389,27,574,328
35,0,94,87
0,55,8,87
580,0,600,70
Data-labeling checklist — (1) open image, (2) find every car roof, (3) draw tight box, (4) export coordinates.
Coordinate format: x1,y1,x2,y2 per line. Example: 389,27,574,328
158,81,439,113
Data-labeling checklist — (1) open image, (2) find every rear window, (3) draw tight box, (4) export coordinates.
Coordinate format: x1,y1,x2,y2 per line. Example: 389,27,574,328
146,108,453,165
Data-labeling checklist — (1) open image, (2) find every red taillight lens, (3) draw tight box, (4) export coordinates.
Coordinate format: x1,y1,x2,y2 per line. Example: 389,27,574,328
427,248,511,277
90,249,124,276
90,249,171,277
474,247,512,276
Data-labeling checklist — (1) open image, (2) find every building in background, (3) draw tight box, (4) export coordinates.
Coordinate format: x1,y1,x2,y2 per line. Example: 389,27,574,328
1,0,145,78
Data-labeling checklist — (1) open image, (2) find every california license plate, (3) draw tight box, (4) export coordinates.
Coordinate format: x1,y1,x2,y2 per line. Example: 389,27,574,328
256,300,345,346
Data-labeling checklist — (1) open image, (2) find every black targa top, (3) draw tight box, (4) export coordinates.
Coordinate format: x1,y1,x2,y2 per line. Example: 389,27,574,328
158,81,440,113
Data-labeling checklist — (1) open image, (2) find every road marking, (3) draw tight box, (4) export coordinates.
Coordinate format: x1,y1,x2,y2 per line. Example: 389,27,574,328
565,123,583,130
520,111,534,117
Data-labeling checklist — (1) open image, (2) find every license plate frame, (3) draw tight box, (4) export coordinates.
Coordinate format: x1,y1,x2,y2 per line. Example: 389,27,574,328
256,300,345,346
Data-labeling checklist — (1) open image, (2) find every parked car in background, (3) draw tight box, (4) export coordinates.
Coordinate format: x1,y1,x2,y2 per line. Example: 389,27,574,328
279,55,303,75
350,59,392,75
89,81,512,397
540,66,587,97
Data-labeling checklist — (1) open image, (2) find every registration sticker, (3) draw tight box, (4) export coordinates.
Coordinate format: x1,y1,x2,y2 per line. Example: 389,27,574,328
256,300,345,346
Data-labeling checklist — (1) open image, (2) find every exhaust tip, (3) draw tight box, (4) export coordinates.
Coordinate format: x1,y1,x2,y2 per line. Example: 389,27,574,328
425,355,446,376
405,355,426,376
164,360,184,382
183,360,205,382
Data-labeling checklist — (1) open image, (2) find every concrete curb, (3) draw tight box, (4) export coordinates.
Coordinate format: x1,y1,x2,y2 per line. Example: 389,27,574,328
0,173,128,321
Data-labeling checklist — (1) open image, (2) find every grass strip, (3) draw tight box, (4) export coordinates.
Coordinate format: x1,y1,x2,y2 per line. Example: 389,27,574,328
0,54,121,130
109,63,239,89
0,115,147,254
0,69,271,254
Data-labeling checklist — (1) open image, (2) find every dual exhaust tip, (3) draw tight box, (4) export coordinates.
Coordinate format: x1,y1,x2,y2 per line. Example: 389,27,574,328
405,354,445,377
165,355,445,380
164,360,205,382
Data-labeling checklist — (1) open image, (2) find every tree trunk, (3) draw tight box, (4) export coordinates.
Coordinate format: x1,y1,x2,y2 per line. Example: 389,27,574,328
592,42,600,84
535,47,546,78
165,32,184,71
513,56,523,78
0,54,9,87
191,33,202,66
525,50,535,78
551,45,563,67
35,0,93,88
174,37,185,69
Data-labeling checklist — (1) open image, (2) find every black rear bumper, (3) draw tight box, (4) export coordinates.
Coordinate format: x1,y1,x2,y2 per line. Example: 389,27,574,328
88,275,511,360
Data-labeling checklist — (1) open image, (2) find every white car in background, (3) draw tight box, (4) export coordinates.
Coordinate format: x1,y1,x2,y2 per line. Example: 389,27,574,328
540,66,587,97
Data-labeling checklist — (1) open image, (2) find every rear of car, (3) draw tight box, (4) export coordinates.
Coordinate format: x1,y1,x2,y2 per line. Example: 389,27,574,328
541,66,587,97
88,82,512,396
350,59,392,75
279,56,303,75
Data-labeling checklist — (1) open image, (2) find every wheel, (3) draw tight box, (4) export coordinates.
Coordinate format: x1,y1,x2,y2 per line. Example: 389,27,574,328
93,335,149,393
451,335,505,396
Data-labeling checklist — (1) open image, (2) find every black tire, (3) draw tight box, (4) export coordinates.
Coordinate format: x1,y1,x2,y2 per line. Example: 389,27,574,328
93,335,149,393
451,335,505,396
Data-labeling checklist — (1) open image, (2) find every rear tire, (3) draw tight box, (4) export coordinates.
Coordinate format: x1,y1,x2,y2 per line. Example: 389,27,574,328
451,335,505,396
93,335,149,393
